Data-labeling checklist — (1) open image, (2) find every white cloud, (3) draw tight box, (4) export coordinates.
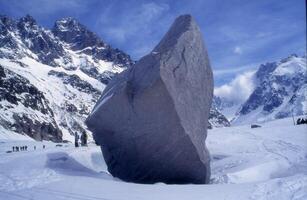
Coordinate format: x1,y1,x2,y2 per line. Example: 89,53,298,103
233,46,243,54
214,70,256,103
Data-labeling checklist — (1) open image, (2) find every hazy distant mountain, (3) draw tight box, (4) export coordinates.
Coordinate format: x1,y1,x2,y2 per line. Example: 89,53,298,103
232,54,306,124
215,54,306,125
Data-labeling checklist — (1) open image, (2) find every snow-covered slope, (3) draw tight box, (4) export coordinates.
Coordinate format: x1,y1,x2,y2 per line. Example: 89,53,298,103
232,55,306,125
0,117,306,199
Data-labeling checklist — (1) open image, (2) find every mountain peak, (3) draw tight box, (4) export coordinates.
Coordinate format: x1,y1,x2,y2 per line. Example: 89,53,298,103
52,17,105,50
0,15,16,31
280,53,299,63
54,17,81,32
18,14,37,26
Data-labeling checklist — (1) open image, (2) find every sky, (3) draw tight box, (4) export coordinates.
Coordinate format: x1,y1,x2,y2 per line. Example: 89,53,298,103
0,0,306,87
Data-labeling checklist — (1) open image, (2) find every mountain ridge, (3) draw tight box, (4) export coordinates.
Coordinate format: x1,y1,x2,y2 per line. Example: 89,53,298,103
215,54,306,125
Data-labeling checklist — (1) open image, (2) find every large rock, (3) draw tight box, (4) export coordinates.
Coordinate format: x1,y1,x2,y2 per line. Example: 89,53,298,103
86,14,213,184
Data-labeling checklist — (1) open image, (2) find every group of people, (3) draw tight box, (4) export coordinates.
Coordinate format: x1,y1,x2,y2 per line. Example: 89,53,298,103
11,145,45,152
297,117,307,125
12,146,27,152
75,130,88,147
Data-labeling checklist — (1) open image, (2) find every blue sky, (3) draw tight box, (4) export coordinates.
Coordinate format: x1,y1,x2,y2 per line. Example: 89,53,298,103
0,0,306,85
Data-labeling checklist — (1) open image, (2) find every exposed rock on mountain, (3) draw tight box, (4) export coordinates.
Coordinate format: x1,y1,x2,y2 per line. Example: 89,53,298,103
208,105,231,129
86,15,213,184
52,17,134,67
0,65,62,142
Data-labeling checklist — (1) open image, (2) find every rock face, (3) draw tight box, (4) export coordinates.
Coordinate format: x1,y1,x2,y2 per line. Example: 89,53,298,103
208,106,231,129
86,15,213,184
0,65,62,142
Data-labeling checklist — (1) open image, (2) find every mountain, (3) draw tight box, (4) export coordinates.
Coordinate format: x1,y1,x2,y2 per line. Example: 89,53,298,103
212,95,241,121
0,15,134,142
208,105,231,129
232,54,306,124
0,15,229,142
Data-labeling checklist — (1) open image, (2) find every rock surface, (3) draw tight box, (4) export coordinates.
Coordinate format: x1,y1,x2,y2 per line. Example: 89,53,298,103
86,14,213,184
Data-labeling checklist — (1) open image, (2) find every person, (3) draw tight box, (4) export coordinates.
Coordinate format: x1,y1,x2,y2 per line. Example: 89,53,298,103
81,131,88,146
74,132,79,147
25,146,27,151
12,146,15,152
43,145,45,149
16,146,19,152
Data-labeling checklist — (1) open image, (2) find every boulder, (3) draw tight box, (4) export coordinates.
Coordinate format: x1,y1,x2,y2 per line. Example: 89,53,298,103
86,14,213,184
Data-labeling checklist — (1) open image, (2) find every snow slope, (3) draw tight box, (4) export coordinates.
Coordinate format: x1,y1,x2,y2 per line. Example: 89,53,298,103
0,117,306,200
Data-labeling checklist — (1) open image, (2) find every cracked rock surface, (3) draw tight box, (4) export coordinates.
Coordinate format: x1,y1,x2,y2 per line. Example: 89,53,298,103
86,14,213,184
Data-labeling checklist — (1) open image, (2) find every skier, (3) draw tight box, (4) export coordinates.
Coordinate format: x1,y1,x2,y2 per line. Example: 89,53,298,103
25,146,27,151
74,132,79,147
12,146,15,152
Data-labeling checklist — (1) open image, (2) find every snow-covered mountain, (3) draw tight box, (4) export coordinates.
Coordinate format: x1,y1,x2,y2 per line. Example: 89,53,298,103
212,95,241,121
0,15,229,142
0,15,134,142
208,102,230,128
226,54,306,125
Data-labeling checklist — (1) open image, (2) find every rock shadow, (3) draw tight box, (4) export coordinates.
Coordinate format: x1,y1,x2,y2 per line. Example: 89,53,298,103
45,152,112,180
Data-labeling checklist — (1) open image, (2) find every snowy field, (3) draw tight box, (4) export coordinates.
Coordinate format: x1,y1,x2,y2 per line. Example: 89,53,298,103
0,117,306,200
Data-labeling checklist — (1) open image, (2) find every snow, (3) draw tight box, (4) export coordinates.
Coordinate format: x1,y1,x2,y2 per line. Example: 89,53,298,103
0,124,33,141
0,117,306,200
273,57,306,76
